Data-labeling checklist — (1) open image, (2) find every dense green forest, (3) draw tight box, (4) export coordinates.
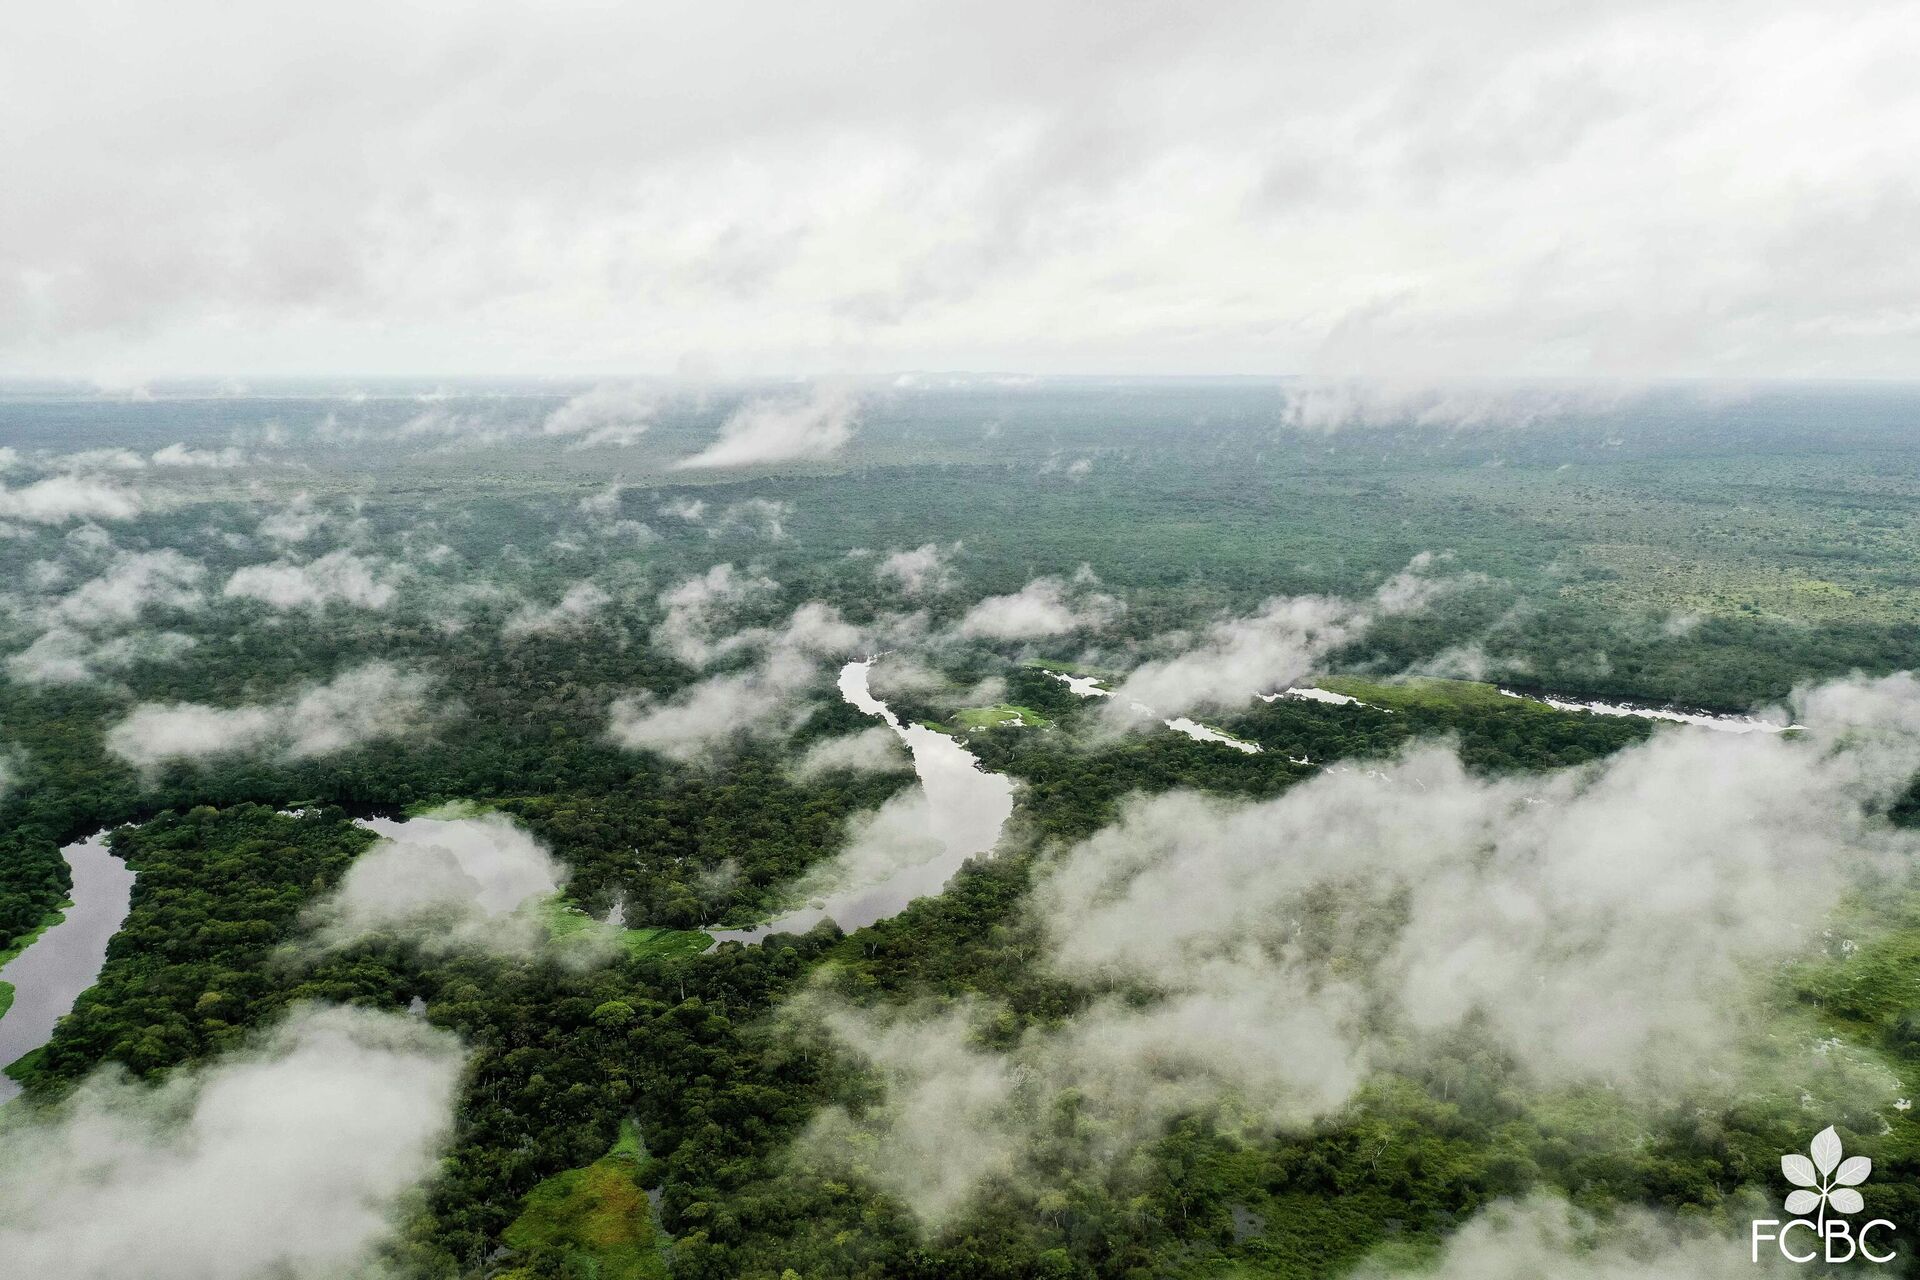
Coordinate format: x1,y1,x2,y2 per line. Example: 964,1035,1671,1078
3,381,1920,1277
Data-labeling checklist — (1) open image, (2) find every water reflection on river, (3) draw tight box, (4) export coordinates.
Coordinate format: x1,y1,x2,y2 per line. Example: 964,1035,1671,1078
0,833,136,1103
709,659,1015,944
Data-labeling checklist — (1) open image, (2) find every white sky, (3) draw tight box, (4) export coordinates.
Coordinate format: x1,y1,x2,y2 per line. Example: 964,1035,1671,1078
3,0,1918,380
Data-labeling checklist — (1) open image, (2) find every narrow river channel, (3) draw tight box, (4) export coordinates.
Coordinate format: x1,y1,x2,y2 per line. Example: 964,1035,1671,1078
708,658,1016,944
0,833,136,1104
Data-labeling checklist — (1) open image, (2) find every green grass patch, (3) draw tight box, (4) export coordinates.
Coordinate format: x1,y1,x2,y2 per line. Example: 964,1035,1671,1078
501,1120,666,1280
0,981,12,1022
3,1046,44,1084
1317,675,1548,713
0,900,73,972
545,899,711,962
955,704,1049,730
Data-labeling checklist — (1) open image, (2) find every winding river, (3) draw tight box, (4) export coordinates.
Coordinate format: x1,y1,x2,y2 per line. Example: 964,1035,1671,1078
0,833,136,1104
709,658,1016,944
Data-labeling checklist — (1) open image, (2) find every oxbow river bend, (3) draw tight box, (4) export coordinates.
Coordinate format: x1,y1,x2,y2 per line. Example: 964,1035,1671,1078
0,833,136,1104
709,658,1016,944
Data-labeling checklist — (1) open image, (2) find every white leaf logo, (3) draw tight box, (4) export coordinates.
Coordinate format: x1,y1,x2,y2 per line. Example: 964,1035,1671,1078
1812,1126,1844,1176
1782,1126,1871,1226
1836,1155,1873,1186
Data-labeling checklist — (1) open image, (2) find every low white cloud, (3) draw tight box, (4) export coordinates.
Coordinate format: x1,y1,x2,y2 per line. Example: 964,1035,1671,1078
955,567,1119,640
675,384,858,469
658,496,707,523
714,497,793,541
310,815,564,955
651,562,778,665
54,448,148,471
1346,1196,1788,1279
223,550,400,611
577,483,625,517
5,629,197,686
0,475,145,524
0,1004,463,1280
502,581,610,638
875,542,960,596
151,442,248,467
104,661,437,769
799,673,1920,1224
612,603,863,760
1106,554,1451,719
52,549,206,628
257,493,328,545
792,725,914,780
5,548,205,686
542,382,655,447
1281,378,1645,432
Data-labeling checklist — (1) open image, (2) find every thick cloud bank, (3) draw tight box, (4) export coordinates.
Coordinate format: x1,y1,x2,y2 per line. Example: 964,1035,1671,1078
11,3,1919,379
802,673,1920,1224
0,1005,463,1280
311,814,563,955
105,661,436,768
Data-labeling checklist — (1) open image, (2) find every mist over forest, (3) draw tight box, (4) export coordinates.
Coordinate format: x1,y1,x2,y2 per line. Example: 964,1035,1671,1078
8,0,1920,1274
0,379,1917,1278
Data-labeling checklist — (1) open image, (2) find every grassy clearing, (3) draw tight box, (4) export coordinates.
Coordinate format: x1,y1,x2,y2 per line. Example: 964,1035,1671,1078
1317,675,1550,713
955,704,1049,730
544,899,711,961
0,900,73,972
3,1046,43,1084
500,1119,666,1280
0,900,74,1024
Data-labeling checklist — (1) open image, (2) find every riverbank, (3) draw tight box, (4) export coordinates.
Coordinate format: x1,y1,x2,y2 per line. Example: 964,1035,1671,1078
0,834,136,1103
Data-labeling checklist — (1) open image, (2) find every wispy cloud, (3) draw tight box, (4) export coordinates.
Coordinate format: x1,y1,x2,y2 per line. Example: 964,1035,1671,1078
610,603,864,760
0,475,145,524
502,581,610,638
105,661,438,769
541,382,655,447
223,550,401,611
875,542,961,596
676,385,858,469
1104,554,1456,720
955,566,1118,640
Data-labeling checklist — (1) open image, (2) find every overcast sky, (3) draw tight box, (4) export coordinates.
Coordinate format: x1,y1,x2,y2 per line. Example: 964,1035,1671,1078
3,1,1917,380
